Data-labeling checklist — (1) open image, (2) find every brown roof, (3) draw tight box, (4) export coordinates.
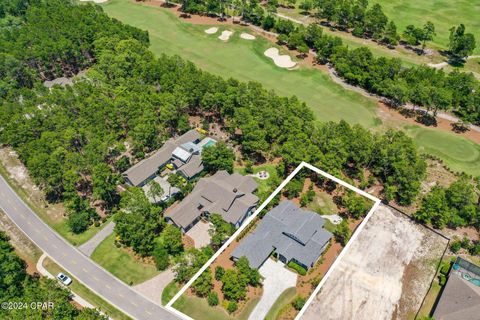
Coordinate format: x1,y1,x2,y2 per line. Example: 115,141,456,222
165,171,259,229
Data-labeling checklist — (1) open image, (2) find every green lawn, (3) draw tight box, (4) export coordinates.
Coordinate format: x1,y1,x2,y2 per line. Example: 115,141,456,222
0,162,111,246
373,0,480,54
173,293,260,320
307,191,338,215
101,0,480,176
91,233,159,285
161,281,180,306
43,257,131,320
265,287,297,320
403,125,480,176
235,164,279,199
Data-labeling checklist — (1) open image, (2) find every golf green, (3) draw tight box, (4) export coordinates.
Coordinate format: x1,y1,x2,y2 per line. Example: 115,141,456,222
101,0,480,176
404,125,480,176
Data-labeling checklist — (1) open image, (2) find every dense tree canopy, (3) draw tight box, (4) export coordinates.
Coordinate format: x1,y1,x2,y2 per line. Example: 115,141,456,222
114,188,164,256
414,176,479,229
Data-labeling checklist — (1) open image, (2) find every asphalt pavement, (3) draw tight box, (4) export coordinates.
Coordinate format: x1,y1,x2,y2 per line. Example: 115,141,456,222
0,174,181,320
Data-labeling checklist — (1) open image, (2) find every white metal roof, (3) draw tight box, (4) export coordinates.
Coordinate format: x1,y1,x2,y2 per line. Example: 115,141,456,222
172,146,192,163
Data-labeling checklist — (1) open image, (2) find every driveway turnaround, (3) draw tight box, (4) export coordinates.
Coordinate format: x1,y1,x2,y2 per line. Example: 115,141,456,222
248,258,297,320
0,175,180,320
185,220,211,248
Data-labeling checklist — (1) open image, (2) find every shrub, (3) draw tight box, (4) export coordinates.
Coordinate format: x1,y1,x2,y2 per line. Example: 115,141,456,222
207,292,219,306
438,274,446,286
287,260,307,276
440,262,450,275
68,211,90,234
153,244,170,271
450,240,461,253
245,160,254,174
192,268,213,297
227,301,238,313
292,296,306,311
215,266,225,281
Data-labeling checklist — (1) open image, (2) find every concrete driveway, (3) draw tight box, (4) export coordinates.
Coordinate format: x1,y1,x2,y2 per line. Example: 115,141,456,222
186,220,211,248
134,268,175,305
248,258,297,320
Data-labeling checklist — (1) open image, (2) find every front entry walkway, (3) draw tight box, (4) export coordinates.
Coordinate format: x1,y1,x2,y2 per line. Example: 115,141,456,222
248,258,297,320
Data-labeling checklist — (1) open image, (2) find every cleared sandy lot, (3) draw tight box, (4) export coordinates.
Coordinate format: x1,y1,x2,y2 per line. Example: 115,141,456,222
301,205,448,320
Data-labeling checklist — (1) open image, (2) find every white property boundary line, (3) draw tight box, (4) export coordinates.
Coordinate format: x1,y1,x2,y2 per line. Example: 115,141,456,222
166,161,381,320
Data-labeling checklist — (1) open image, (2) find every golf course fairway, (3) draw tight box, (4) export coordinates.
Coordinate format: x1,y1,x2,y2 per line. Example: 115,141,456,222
101,0,480,176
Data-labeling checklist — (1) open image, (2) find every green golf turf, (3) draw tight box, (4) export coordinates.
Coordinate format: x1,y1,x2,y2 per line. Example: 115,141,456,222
373,0,480,54
101,0,480,176
403,125,480,176
103,0,378,128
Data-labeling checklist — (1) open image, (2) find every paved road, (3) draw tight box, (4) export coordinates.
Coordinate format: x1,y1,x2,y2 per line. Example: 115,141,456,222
0,175,181,320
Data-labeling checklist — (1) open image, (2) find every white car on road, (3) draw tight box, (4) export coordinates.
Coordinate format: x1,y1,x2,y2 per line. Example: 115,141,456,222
57,273,72,285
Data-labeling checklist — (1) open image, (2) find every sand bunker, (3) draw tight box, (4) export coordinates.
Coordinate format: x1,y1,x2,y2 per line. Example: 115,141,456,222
204,27,218,35
264,48,296,68
79,0,109,3
240,33,256,40
218,30,233,41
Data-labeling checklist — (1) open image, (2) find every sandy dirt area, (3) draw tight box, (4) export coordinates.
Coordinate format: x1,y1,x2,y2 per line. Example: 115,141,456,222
218,30,233,41
301,205,448,320
264,48,297,68
240,32,256,40
204,27,218,34
0,147,65,222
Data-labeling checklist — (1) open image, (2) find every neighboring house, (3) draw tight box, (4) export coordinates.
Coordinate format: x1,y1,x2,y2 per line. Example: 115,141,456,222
433,257,480,320
164,171,259,232
122,130,216,187
141,176,180,204
231,200,332,270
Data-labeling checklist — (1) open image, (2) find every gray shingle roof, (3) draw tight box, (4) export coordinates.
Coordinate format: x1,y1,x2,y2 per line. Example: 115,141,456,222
123,130,201,186
165,171,259,229
231,201,332,269
433,259,480,320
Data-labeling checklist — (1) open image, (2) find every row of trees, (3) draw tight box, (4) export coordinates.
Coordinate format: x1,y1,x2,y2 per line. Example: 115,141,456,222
268,22,479,124
0,232,106,319
313,0,400,45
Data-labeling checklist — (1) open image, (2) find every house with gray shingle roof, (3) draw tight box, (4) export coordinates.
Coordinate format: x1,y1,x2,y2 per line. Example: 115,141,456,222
433,257,480,320
164,170,259,232
231,200,332,270
122,130,216,187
